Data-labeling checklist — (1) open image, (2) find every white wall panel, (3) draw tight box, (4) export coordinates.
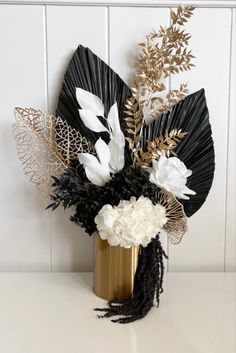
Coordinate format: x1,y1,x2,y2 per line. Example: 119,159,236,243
168,8,231,271
225,8,236,271
46,5,107,271
0,5,50,271
109,7,169,85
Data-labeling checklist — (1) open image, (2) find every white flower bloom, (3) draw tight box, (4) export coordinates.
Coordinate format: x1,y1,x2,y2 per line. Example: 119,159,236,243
149,156,196,200
95,196,167,248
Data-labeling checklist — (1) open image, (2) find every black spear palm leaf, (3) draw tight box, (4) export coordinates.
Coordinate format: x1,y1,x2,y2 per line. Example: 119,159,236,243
56,45,132,164
142,89,215,217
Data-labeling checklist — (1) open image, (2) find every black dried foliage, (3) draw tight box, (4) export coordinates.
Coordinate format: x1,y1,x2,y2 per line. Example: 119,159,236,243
47,161,160,235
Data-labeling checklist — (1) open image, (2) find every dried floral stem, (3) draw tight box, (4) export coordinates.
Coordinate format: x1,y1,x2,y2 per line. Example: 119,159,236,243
134,5,195,121
125,5,195,162
133,129,188,167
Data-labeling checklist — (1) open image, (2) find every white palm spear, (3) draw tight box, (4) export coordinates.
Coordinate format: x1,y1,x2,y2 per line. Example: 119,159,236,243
76,88,125,186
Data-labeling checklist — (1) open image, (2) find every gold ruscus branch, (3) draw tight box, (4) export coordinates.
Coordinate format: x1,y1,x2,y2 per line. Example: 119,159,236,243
125,5,195,163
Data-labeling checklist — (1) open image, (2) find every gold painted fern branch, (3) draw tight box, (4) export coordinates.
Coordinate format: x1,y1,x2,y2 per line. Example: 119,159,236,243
131,5,196,122
125,5,195,162
133,129,188,167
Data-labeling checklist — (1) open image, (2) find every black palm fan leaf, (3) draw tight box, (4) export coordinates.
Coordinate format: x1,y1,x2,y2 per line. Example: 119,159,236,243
56,45,133,165
142,89,215,217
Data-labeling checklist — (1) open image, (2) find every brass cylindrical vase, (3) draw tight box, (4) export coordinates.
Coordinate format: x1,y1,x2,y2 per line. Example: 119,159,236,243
93,233,139,301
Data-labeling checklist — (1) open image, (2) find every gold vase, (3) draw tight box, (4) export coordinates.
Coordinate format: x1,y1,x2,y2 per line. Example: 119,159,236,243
93,233,139,301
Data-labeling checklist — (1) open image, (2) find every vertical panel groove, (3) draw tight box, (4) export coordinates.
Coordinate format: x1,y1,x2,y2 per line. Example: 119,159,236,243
168,8,231,271
43,5,49,111
167,6,172,272
107,6,110,65
43,4,52,271
47,5,107,271
224,8,233,272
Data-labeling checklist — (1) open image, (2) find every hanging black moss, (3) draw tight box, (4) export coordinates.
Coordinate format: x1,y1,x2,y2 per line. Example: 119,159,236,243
95,234,168,323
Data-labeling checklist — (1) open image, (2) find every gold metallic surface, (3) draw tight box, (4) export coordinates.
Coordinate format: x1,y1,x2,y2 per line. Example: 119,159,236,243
93,234,139,301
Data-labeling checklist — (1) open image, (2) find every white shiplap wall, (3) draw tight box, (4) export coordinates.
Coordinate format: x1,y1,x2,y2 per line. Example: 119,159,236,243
0,0,235,272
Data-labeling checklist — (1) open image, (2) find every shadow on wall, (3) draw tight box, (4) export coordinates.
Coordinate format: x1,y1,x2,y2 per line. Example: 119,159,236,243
51,206,94,272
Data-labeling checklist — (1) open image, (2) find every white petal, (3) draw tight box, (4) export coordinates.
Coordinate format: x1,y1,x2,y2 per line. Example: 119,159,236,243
78,152,99,165
108,139,125,172
78,151,111,186
157,155,167,167
95,138,111,168
107,103,120,135
151,158,159,170
185,169,193,178
108,235,120,246
149,172,158,186
107,102,125,146
85,161,110,185
99,231,109,241
79,109,108,133
182,186,196,195
84,166,104,186
173,186,196,200
76,88,104,116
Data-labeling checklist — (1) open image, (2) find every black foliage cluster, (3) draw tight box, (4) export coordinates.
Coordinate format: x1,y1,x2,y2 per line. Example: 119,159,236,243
95,234,168,323
47,160,160,235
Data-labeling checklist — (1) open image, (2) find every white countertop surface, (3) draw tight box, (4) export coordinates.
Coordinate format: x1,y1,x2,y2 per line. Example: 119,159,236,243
0,272,235,353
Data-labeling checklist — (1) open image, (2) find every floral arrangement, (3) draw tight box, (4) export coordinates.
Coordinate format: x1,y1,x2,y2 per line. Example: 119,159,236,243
13,6,215,323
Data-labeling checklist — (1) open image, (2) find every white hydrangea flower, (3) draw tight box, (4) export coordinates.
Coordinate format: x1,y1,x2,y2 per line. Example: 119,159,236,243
149,156,196,200
94,196,167,248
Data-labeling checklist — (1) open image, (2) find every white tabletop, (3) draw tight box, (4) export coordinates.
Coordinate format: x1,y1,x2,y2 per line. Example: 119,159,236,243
0,272,235,353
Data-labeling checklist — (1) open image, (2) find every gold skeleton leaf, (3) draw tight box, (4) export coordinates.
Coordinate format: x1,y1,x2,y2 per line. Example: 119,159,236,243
13,107,94,195
134,129,188,167
158,190,188,245
125,5,195,161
